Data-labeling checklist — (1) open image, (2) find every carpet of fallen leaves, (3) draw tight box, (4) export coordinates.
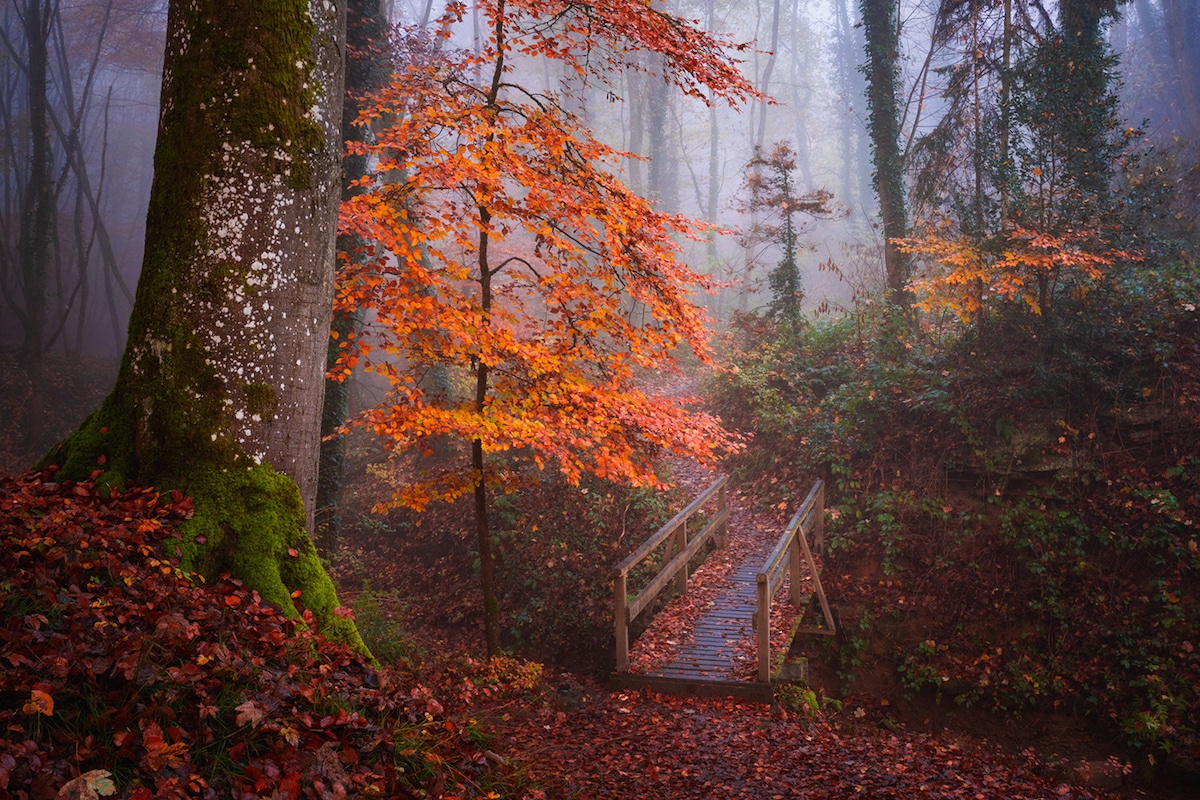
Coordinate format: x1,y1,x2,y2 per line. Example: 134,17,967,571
0,471,528,799
0,465,1153,800
493,675,1126,800
626,451,814,679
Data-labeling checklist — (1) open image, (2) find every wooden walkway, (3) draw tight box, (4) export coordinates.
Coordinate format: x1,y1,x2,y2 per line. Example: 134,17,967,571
644,551,763,680
612,478,834,703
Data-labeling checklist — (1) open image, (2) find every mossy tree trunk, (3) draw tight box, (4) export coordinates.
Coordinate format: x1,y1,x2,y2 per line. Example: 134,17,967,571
860,0,911,309
42,0,363,651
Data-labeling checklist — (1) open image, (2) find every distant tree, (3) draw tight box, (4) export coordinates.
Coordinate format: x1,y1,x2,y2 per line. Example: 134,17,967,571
737,141,841,329
3,0,54,450
43,0,362,649
340,0,755,655
316,0,392,549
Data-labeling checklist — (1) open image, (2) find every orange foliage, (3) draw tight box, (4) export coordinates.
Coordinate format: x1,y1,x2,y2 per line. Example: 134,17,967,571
900,225,1139,320
337,0,753,511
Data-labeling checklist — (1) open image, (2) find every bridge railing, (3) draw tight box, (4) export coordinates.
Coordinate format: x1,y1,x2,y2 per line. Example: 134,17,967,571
613,475,730,673
755,479,835,682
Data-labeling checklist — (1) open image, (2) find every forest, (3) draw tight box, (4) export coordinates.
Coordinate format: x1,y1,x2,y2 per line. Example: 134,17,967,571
1,0,1197,798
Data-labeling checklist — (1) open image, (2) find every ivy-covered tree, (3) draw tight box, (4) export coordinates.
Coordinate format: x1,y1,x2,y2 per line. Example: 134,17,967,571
42,0,362,649
860,0,910,307
1012,0,1122,229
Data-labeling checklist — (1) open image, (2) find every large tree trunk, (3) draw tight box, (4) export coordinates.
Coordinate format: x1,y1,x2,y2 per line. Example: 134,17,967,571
43,0,361,650
860,0,910,307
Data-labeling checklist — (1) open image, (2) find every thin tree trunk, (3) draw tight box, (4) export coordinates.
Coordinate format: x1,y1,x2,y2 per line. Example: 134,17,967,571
755,0,781,148
999,0,1012,219
317,0,389,549
626,62,646,195
18,0,53,451
471,1,509,657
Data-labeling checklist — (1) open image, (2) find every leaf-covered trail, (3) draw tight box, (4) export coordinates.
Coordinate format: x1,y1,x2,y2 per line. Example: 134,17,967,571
495,677,1118,799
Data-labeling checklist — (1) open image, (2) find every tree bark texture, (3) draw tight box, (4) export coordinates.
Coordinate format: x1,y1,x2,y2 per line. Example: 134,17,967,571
44,0,361,650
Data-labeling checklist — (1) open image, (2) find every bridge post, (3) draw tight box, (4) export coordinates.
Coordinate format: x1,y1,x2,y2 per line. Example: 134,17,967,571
718,481,729,548
674,520,688,597
757,573,771,682
814,480,826,553
615,571,629,672
789,532,803,607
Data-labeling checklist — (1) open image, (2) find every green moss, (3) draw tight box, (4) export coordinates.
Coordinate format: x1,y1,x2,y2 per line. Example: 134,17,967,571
40,0,363,659
174,463,367,656
38,395,134,498
243,383,280,418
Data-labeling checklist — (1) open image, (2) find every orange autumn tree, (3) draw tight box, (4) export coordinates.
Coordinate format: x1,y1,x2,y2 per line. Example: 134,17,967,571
899,225,1137,325
338,1,756,654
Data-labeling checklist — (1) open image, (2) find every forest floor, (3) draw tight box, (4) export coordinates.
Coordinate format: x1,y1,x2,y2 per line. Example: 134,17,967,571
329,372,1178,799
0,351,1188,799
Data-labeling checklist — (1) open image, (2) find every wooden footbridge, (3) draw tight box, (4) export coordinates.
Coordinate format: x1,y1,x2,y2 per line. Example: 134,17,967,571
611,477,835,703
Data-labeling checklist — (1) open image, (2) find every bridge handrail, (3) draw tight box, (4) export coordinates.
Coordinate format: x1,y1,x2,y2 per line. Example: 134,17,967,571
614,475,729,672
755,479,835,682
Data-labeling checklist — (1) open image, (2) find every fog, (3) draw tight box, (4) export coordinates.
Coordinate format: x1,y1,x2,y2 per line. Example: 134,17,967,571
1,0,1190,362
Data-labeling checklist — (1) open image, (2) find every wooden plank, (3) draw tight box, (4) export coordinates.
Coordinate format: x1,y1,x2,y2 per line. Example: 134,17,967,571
789,536,803,607
796,508,837,634
615,476,727,577
757,575,771,682
793,625,836,637
614,572,629,672
625,507,728,622
610,673,774,704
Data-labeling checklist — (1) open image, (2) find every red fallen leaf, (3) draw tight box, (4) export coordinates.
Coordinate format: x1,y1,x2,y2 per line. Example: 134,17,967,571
194,534,207,544
74,485,91,496
97,454,107,466
287,547,299,557
142,722,165,750
171,489,183,503
276,773,302,800
224,595,242,607
99,426,108,433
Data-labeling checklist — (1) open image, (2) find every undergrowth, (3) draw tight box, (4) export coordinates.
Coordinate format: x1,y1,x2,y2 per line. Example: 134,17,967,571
0,471,541,798
711,254,1200,768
